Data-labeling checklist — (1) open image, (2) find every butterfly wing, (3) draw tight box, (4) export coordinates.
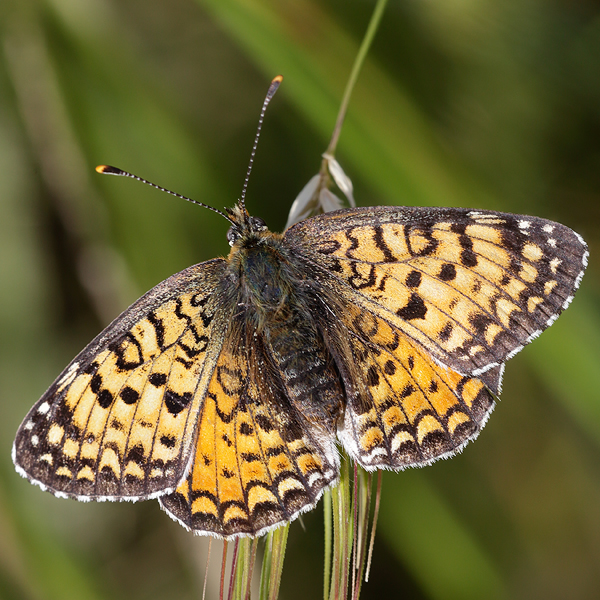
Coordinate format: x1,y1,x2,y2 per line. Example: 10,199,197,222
286,206,588,378
323,302,496,469
286,206,587,469
159,315,339,538
13,259,231,500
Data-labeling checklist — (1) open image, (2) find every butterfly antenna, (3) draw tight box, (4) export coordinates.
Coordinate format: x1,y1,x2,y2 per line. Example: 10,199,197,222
239,75,283,211
95,165,235,225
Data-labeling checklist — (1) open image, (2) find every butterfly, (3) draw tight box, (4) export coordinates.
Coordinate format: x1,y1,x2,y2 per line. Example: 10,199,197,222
13,174,588,538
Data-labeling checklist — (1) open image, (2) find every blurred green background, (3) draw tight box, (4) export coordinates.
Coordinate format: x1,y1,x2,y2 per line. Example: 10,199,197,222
1,0,599,598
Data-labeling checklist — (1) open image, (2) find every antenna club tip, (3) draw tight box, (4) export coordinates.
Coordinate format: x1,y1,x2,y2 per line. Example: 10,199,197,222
267,75,283,99
96,165,121,175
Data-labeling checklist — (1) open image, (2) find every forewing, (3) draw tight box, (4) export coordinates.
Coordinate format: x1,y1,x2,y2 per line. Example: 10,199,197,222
13,260,230,500
160,320,339,538
286,206,588,377
325,304,496,470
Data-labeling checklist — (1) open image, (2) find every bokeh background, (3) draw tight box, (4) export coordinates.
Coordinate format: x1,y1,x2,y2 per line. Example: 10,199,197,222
1,1,600,599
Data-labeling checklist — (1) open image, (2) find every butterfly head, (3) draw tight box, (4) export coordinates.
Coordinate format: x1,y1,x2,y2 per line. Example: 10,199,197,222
225,202,269,247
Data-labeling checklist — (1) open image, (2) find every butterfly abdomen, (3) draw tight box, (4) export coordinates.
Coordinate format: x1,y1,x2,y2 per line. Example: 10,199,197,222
263,307,344,433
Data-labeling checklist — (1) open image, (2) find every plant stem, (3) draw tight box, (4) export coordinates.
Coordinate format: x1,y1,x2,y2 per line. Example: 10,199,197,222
325,0,389,157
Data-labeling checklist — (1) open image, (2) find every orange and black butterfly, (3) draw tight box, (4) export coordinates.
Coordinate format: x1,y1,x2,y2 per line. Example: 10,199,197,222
13,82,588,539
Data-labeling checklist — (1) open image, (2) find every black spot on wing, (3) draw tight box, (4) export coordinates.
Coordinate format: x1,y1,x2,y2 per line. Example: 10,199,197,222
110,333,144,371
165,390,192,415
149,373,167,387
400,384,415,399
384,360,396,375
255,415,274,433
406,224,438,257
366,365,380,387
373,225,396,262
438,264,456,281
147,311,166,349
348,263,377,290
239,422,254,435
160,435,176,448
90,374,102,393
405,270,422,288
439,322,454,342
120,386,139,405
451,223,478,267
97,389,114,409
397,293,427,320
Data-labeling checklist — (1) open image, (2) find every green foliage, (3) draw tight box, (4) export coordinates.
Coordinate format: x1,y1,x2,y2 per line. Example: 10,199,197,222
1,1,599,599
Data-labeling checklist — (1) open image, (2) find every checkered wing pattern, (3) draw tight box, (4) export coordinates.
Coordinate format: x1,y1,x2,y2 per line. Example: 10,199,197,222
13,260,229,500
160,318,338,537
287,206,588,380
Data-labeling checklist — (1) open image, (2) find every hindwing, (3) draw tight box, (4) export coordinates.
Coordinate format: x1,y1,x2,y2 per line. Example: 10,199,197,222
325,303,496,470
160,317,339,538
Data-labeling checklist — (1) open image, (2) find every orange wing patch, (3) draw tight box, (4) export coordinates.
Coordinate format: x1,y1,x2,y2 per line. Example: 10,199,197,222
160,326,338,538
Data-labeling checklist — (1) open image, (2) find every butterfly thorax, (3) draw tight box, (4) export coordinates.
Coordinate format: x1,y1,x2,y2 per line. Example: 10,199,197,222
226,220,293,322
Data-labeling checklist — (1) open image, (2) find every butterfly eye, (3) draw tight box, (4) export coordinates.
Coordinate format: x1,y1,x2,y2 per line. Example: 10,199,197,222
249,216,267,231
226,226,239,246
